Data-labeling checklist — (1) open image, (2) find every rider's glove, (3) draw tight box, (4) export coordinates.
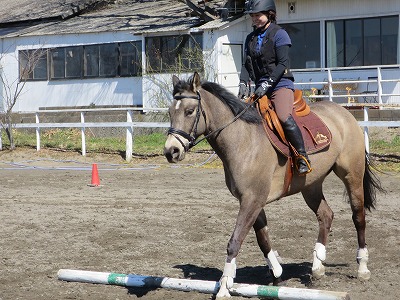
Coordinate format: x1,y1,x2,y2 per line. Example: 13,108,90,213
254,78,274,98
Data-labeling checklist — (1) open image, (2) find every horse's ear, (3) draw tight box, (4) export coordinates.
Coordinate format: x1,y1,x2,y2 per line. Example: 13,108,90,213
172,75,180,87
190,72,201,92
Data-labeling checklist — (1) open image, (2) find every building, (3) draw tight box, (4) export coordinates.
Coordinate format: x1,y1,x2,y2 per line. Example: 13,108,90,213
0,0,399,112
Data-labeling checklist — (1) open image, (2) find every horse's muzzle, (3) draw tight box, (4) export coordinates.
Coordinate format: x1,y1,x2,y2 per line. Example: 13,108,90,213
164,135,186,163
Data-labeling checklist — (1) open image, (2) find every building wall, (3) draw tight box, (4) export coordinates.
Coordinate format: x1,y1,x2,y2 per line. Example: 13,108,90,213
277,0,400,23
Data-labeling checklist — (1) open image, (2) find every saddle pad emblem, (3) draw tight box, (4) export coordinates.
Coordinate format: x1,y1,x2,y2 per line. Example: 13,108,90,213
315,132,329,144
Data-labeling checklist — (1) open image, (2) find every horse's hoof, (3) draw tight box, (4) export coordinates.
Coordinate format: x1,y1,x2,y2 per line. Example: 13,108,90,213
312,266,325,279
358,270,371,281
216,296,231,299
216,292,231,299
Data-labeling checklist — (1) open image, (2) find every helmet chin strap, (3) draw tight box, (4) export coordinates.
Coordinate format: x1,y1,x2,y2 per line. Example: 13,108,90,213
261,20,271,31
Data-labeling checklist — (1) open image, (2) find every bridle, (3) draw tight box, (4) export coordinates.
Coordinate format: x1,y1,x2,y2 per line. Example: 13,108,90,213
167,90,257,151
167,91,204,151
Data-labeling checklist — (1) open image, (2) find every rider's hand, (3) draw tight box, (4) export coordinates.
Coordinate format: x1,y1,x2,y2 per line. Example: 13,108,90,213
238,81,249,99
254,78,274,98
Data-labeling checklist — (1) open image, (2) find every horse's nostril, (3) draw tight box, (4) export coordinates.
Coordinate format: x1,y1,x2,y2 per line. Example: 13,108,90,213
172,147,180,155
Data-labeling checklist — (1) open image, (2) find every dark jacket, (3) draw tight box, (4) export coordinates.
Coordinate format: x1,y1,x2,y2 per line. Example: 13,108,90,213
240,23,294,84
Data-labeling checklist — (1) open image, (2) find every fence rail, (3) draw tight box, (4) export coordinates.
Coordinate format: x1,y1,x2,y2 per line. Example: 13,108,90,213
1,105,399,161
293,65,400,104
3,107,169,162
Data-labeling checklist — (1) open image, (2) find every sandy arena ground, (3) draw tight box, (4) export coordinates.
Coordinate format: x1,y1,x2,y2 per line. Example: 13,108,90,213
0,149,399,300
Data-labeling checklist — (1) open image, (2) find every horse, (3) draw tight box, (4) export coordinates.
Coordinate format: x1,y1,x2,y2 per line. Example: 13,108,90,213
163,72,382,298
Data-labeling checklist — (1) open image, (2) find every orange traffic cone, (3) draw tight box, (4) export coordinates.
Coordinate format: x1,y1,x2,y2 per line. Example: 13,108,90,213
88,163,101,187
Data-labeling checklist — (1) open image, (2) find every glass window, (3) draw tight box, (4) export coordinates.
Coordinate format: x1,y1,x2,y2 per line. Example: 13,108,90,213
19,49,48,81
99,44,118,77
326,21,344,67
281,22,320,69
84,45,99,77
20,41,144,81
146,33,203,73
345,19,362,66
66,46,82,78
382,16,399,65
50,48,66,79
326,16,399,67
120,41,142,76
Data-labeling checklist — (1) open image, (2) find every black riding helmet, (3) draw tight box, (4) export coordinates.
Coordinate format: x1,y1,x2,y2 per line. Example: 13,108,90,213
245,0,276,13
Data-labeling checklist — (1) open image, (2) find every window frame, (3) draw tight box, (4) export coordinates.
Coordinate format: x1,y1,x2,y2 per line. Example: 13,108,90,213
19,49,49,81
19,41,143,82
325,15,399,67
145,33,203,73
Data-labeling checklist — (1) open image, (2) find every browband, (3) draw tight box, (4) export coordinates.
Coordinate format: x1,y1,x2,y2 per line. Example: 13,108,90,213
173,91,200,101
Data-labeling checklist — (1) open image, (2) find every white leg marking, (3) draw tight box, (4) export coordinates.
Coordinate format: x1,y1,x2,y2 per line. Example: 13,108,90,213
265,250,283,278
312,242,326,279
216,258,236,298
314,242,326,261
357,247,371,280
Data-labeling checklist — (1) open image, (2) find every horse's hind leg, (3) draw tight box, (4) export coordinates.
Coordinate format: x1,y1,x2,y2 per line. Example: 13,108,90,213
253,209,283,285
302,183,334,279
333,166,371,280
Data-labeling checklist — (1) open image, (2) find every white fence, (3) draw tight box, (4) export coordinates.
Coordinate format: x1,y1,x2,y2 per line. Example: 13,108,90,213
3,107,169,162
293,65,400,104
1,104,399,161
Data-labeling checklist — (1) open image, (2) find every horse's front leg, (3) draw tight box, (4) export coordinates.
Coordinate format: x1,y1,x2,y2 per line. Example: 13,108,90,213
302,187,334,279
216,201,263,298
253,208,283,285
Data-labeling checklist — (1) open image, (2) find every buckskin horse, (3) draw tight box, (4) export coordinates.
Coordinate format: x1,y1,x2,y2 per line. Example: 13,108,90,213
163,72,382,298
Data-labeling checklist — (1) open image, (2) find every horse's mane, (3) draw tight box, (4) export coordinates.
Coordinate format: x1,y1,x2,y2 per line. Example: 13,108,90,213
174,78,261,124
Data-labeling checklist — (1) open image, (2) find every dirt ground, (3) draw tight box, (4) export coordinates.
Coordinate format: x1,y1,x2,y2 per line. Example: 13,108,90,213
0,148,399,300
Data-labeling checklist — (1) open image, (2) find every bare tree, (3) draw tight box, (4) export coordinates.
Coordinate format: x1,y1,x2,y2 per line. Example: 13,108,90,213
0,48,47,150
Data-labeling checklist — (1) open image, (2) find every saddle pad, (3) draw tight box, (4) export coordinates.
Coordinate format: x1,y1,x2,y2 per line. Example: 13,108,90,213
265,111,332,157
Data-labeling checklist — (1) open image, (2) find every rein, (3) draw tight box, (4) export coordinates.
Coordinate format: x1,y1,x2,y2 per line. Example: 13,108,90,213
168,91,259,151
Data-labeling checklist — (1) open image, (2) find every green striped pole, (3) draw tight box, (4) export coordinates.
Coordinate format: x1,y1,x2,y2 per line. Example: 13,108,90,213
58,269,350,300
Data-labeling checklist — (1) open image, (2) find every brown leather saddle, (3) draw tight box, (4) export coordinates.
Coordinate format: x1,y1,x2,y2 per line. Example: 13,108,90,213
247,90,331,195
248,89,331,158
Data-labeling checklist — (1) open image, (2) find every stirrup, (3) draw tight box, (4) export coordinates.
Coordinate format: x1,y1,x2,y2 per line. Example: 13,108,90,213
295,155,312,175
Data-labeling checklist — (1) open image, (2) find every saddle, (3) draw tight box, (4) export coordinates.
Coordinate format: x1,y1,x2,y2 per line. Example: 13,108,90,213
247,90,331,195
249,90,331,158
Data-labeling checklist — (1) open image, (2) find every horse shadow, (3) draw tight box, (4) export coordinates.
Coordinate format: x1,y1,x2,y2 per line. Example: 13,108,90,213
126,261,348,297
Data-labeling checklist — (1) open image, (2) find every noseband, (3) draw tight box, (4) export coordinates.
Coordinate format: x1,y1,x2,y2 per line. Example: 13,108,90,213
167,91,205,151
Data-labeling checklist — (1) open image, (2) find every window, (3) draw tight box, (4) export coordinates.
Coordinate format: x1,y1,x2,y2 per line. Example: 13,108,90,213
66,47,82,78
326,16,399,67
120,42,142,76
50,46,82,79
84,45,99,77
19,49,48,80
146,33,203,73
16,40,160,81
281,22,321,69
50,48,65,79
99,44,118,77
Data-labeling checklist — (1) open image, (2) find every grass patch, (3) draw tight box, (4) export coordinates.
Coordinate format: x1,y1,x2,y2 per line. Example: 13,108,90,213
369,135,400,172
1,129,399,171
1,129,213,156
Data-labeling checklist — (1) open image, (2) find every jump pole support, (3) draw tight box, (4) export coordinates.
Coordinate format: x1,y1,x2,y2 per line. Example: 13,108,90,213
58,269,350,300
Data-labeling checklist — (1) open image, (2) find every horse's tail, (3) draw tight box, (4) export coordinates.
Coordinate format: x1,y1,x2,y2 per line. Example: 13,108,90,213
363,152,385,211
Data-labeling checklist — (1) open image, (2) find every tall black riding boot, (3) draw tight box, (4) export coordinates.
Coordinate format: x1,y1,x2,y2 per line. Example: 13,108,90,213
282,115,312,175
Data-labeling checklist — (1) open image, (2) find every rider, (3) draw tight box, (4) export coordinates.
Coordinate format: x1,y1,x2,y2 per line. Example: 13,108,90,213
238,0,312,175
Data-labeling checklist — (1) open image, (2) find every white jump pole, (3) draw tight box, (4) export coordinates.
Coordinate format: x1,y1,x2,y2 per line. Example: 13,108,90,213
58,269,350,300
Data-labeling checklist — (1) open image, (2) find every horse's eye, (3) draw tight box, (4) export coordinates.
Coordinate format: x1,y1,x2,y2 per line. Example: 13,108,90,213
185,109,195,116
